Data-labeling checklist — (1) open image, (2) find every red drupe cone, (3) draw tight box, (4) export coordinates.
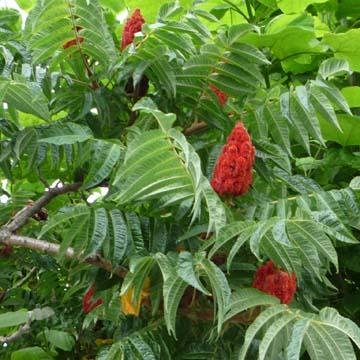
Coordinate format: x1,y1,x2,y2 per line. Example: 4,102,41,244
252,261,297,304
209,84,228,106
211,122,255,196
121,9,145,50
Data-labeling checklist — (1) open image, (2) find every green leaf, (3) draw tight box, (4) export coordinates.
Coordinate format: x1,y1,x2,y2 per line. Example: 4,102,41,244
292,87,325,148
11,347,52,360
322,29,360,72
111,130,194,206
287,219,338,270
255,140,291,173
81,140,122,189
238,305,288,360
319,307,360,349
310,85,341,131
286,318,311,360
242,15,323,73
25,0,117,66
0,8,21,33
135,44,176,98
0,309,28,328
312,79,352,115
88,208,108,253
207,221,253,257
258,312,297,360
121,256,154,305
341,86,360,108
286,92,310,153
0,78,50,121
109,209,128,264
128,335,158,360
126,0,192,23
320,114,360,146
163,274,188,337
199,258,231,333
305,324,356,360
39,205,90,238
277,0,330,14
44,330,75,351
262,234,302,276
264,103,291,155
156,253,187,337
16,0,36,11
350,176,360,191
249,219,278,259
157,2,182,20
177,251,210,295
199,178,226,235
38,123,93,145
133,100,176,131
99,0,125,13
225,288,279,322
318,58,351,79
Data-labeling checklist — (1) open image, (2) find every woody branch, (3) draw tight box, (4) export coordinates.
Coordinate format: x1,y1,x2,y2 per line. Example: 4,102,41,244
0,321,31,345
0,182,127,279
0,182,253,325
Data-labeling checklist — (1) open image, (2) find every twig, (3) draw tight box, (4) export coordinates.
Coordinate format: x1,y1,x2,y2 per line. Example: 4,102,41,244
0,321,31,345
11,267,37,290
4,182,82,233
244,0,254,22
180,305,260,325
66,0,99,89
0,188,11,197
222,0,250,22
183,121,208,136
0,232,127,279
0,181,128,279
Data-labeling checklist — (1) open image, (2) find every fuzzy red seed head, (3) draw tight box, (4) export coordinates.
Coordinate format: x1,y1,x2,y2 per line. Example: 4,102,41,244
209,84,228,106
121,9,145,50
211,122,255,196
252,260,275,289
252,261,297,304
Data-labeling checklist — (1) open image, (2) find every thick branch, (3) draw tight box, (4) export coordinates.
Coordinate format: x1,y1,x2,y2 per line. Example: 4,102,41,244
0,231,127,279
0,322,31,345
4,182,81,233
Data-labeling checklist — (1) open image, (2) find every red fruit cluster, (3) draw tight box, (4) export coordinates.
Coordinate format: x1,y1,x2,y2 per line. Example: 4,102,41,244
209,84,228,106
211,122,255,196
121,9,145,50
252,261,297,304
82,285,103,314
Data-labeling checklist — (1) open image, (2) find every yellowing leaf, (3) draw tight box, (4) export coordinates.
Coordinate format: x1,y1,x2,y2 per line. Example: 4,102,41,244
95,338,113,346
120,277,151,316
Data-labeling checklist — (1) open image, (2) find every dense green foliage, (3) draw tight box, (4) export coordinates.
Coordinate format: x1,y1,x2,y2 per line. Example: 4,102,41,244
0,0,360,359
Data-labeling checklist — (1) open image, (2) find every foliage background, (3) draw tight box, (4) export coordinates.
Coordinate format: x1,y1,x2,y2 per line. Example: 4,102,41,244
0,0,360,359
